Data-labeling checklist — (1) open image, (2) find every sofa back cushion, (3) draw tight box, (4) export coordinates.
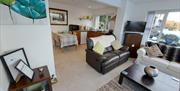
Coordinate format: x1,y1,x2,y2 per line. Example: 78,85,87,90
145,41,180,62
166,47,180,63
172,48,180,63
91,35,115,47
87,35,115,50
111,40,122,50
158,44,167,54
145,44,163,57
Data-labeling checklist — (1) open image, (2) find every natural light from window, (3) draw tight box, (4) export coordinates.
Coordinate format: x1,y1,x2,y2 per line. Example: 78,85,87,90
149,11,180,46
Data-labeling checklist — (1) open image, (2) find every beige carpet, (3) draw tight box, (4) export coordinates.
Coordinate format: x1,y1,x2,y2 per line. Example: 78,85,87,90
97,76,133,91
52,45,134,91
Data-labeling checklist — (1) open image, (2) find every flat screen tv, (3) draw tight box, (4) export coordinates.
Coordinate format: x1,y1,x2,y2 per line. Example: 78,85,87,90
69,24,79,31
124,21,146,32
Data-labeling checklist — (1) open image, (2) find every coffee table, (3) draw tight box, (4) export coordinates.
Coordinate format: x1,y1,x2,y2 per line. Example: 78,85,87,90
119,63,180,91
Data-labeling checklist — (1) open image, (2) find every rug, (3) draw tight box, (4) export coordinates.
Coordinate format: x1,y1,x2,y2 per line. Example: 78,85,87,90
97,76,147,91
97,76,132,91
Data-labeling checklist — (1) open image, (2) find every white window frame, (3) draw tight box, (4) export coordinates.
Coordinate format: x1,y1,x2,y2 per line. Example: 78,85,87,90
148,9,180,43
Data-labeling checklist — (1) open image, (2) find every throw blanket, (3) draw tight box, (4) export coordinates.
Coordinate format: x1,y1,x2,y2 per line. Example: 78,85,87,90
59,33,78,48
90,35,115,48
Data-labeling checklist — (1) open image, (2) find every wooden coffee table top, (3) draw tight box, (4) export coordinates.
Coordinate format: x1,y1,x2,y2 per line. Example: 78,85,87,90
120,63,180,91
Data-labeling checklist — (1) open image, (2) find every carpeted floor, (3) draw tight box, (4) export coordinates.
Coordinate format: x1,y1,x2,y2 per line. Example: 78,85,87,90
97,76,132,91
97,76,148,91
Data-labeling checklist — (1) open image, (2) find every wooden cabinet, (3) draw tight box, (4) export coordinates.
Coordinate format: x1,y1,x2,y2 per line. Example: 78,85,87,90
9,66,52,91
87,31,105,38
74,31,105,45
123,33,142,58
74,31,81,44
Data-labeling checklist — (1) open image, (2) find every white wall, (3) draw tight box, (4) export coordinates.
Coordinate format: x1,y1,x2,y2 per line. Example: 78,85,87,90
96,0,121,8
49,1,93,33
0,31,1,53
126,0,180,44
127,0,180,21
91,7,117,16
0,26,6,91
0,0,56,91
113,0,180,43
113,0,130,42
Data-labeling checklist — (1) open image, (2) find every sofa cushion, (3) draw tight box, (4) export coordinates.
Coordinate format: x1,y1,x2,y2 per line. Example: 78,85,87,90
145,41,155,47
93,42,105,55
112,50,129,57
167,62,180,74
111,40,122,50
158,43,167,55
164,46,176,61
104,46,113,53
142,56,169,70
145,41,180,62
171,47,180,63
101,52,119,67
145,44,163,57
120,52,130,57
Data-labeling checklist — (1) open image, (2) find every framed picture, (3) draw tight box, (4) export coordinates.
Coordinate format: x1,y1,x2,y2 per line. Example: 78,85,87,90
0,48,30,84
15,60,34,80
49,8,68,25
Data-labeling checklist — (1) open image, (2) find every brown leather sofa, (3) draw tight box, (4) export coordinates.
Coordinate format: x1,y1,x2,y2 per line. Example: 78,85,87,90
86,35,130,74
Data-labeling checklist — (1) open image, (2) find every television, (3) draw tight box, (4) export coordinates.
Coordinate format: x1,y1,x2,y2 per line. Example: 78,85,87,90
124,21,146,32
69,24,79,31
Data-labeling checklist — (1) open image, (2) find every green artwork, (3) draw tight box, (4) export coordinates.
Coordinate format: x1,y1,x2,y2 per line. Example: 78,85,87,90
0,0,47,23
0,0,15,5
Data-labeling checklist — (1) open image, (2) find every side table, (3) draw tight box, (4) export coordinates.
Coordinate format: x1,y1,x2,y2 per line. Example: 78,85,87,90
9,66,52,91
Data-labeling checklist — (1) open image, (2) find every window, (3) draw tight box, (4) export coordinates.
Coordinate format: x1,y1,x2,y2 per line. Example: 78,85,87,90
94,15,111,31
148,11,180,46
149,14,165,41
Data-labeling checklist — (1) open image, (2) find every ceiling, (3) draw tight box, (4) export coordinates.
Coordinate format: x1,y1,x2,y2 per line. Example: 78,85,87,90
50,0,116,10
130,0,179,3
50,0,179,9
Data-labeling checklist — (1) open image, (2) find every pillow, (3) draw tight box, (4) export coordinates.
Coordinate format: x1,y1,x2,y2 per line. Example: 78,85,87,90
145,44,163,57
104,46,113,53
111,40,122,50
93,42,105,55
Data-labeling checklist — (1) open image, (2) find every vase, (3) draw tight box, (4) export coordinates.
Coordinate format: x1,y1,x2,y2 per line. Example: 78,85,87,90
144,66,159,77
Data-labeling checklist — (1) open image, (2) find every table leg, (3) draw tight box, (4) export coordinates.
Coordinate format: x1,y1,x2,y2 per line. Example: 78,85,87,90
48,79,53,91
119,74,124,85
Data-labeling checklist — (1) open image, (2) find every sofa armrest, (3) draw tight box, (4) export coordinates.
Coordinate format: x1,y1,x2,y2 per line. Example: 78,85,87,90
85,49,106,63
120,46,129,51
137,47,146,57
86,49,107,73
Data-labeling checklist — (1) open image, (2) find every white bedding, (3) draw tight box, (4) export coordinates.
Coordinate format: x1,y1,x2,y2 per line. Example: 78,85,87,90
59,33,78,48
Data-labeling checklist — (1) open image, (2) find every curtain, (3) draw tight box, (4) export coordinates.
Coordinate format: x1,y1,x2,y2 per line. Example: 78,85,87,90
141,11,156,45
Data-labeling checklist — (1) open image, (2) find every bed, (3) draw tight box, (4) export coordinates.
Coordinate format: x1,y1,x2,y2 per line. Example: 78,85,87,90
52,32,78,48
